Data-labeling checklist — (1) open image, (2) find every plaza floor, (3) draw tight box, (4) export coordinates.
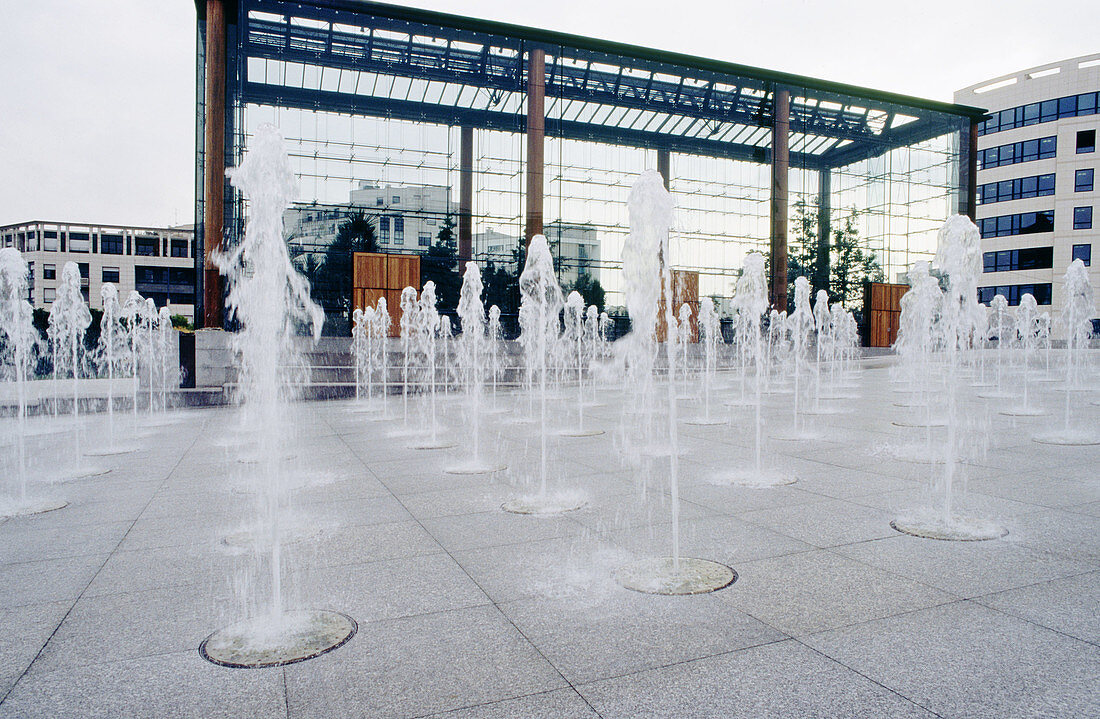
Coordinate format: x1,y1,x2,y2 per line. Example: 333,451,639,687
0,363,1097,718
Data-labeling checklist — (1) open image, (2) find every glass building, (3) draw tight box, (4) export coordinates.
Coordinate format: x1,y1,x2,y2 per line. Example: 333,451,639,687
194,0,986,329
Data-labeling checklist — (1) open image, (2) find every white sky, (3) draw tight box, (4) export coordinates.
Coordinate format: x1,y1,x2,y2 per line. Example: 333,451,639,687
0,0,1096,228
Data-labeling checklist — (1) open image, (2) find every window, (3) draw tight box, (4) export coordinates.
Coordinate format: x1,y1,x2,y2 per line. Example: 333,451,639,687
977,173,1056,204
1076,169,1095,192
135,236,159,256
1078,129,1096,154
43,287,56,303
1074,206,1093,230
978,91,1100,136
101,234,123,254
102,267,120,283
393,216,404,244
170,239,189,257
77,263,89,280
982,248,1053,272
392,195,400,203
978,283,1052,306
1072,244,1092,266
979,136,1056,170
68,231,90,252
43,230,58,251
43,263,56,280
418,232,431,247
376,196,384,206
378,216,389,242
978,211,1054,238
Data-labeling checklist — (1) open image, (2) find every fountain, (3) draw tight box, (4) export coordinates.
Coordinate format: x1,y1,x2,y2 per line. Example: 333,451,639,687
373,297,391,416
408,281,454,449
1002,293,1045,416
560,290,601,437
892,215,1006,541
398,286,418,430
86,283,134,456
613,170,735,595
198,124,355,669
1035,259,1097,445
0,248,67,517
685,297,723,425
49,262,93,466
502,235,584,515
773,277,818,440
714,252,794,488
447,262,504,474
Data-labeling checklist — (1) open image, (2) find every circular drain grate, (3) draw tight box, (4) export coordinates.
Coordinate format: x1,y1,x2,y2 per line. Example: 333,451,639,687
890,518,1007,542
616,557,737,595
200,610,357,669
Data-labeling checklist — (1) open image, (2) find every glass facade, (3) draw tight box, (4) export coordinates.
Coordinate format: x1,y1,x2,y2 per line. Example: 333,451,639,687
196,1,979,327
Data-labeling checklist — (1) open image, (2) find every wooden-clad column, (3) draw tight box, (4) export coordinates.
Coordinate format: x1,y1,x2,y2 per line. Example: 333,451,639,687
769,87,790,311
202,0,227,328
458,125,473,273
816,169,831,295
524,48,545,247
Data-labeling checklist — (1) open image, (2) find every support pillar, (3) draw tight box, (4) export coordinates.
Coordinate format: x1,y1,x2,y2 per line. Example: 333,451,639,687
201,0,227,329
524,48,545,247
657,148,671,190
458,125,473,272
959,119,979,220
769,88,790,311
816,169,831,295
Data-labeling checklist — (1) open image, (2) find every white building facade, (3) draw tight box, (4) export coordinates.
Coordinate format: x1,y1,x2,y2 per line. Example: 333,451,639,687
955,54,1100,332
0,221,196,320
283,183,452,268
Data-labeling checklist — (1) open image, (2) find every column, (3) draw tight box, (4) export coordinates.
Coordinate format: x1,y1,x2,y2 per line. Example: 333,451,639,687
524,48,545,247
458,125,473,272
201,0,227,328
657,148,671,190
769,88,790,310
816,169,831,295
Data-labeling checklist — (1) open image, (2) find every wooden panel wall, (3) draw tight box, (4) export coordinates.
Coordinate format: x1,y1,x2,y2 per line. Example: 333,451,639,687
865,281,906,347
657,269,700,342
352,252,420,337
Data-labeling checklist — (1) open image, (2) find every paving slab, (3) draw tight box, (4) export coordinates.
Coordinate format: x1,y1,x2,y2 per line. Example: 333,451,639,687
577,639,937,719
804,601,1100,719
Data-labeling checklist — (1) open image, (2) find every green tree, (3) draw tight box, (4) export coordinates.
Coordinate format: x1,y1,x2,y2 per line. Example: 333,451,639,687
783,201,883,313
314,212,378,334
420,215,462,315
829,209,883,310
568,273,606,313
482,242,525,335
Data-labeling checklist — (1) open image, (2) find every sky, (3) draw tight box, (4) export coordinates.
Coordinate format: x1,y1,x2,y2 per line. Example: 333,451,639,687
0,0,1096,228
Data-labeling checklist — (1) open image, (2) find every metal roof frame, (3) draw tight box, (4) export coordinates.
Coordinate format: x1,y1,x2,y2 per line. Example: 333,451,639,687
201,0,985,170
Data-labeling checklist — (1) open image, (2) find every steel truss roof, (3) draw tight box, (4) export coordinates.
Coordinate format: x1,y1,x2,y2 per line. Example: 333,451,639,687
217,0,982,171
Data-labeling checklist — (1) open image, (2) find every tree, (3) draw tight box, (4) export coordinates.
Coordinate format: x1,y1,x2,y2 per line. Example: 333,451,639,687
482,242,525,337
568,273,606,313
783,200,883,313
420,215,462,315
314,212,378,334
829,209,883,310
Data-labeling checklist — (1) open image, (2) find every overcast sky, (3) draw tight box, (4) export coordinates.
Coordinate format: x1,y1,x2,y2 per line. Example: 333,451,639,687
1,0,1096,228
